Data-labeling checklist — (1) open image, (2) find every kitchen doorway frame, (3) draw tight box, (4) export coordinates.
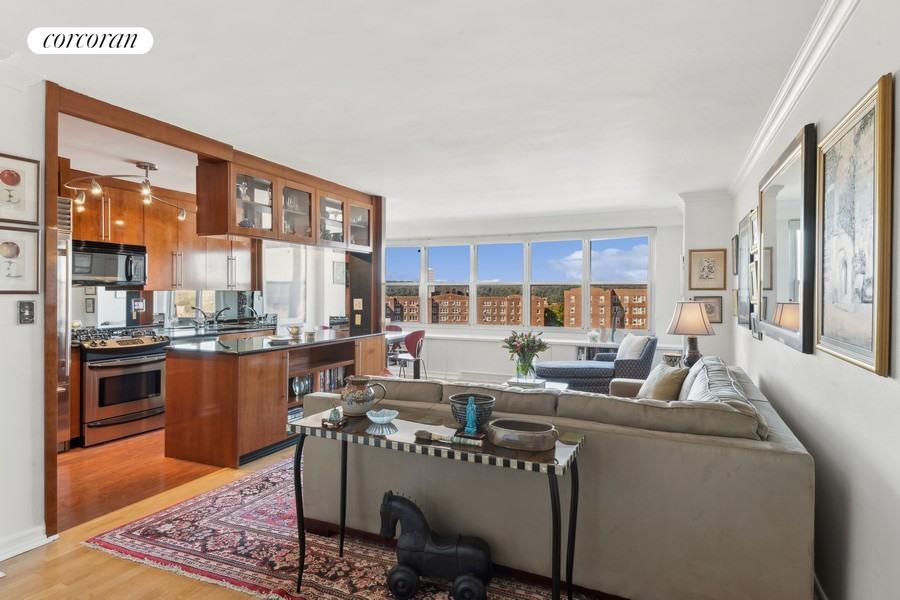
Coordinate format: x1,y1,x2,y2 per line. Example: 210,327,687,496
42,82,235,534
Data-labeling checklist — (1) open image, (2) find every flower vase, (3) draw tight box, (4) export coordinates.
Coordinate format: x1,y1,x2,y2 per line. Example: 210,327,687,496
515,354,535,381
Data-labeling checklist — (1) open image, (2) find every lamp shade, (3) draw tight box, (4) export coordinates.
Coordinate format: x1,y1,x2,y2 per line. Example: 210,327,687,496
773,302,800,331
667,301,715,336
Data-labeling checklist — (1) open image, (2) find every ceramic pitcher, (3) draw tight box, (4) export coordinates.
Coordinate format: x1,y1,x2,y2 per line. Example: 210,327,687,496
341,376,387,416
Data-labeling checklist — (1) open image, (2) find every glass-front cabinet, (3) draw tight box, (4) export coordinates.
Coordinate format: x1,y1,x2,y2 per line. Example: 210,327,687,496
348,203,372,251
232,166,274,238
318,192,346,246
277,179,315,243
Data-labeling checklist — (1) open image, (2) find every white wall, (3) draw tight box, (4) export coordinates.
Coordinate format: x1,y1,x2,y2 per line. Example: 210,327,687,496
680,190,735,363
386,208,684,380
731,2,900,598
0,76,49,560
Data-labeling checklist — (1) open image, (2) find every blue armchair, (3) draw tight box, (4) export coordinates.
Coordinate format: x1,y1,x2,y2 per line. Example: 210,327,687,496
535,336,658,394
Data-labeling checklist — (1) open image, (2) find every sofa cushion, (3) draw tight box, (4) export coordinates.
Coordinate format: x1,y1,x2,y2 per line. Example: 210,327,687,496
678,359,705,402
366,376,444,403
616,333,650,360
637,364,689,400
534,361,615,379
441,381,558,416
557,387,767,440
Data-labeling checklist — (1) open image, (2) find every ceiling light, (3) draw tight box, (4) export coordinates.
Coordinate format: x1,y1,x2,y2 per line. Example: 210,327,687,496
76,205,86,213
140,178,152,197
90,179,102,195
142,193,153,206
74,190,86,205
177,208,187,221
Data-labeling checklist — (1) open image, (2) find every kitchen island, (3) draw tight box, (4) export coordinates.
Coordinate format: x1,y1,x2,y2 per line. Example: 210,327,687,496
165,331,385,467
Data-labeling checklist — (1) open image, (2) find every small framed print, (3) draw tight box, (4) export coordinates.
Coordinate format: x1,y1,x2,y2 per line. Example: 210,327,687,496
84,297,96,313
693,295,723,324
731,234,739,275
689,248,727,290
0,226,39,293
0,153,40,226
749,260,760,305
353,298,363,311
333,260,346,284
749,208,760,254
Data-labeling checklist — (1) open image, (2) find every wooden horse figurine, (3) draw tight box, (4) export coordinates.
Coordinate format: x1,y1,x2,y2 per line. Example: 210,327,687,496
379,491,492,599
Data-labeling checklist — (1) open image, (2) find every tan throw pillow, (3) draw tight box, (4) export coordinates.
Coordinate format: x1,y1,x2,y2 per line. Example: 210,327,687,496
616,333,650,360
637,364,690,400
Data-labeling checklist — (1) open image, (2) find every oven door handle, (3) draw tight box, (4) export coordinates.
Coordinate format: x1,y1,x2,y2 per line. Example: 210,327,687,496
86,355,166,369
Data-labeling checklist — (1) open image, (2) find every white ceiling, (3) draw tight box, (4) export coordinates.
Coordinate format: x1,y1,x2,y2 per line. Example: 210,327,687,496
2,1,822,228
59,114,198,193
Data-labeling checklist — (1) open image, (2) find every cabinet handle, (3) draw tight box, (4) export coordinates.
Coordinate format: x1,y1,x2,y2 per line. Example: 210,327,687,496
107,197,112,241
178,252,184,288
171,252,178,288
100,195,106,240
227,256,235,289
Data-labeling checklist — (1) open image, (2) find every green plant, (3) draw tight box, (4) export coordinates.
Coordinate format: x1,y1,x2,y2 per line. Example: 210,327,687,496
501,330,550,378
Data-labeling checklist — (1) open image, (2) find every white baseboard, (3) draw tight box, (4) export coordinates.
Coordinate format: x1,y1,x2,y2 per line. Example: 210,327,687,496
814,575,829,600
0,526,57,563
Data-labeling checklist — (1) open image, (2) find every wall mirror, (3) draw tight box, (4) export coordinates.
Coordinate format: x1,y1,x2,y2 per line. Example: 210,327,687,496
757,124,816,352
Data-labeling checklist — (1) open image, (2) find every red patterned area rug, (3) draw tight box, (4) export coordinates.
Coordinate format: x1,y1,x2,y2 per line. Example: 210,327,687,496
85,458,591,599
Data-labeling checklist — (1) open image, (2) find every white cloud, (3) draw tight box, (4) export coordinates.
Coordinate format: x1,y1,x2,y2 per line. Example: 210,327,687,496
591,243,648,283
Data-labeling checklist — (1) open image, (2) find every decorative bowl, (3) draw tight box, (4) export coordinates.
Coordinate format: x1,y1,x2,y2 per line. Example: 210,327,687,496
448,393,496,431
366,408,399,425
487,418,559,452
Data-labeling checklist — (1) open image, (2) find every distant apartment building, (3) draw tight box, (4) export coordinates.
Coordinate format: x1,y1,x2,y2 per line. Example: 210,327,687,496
564,285,649,329
430,290,469,324
386,295,420,322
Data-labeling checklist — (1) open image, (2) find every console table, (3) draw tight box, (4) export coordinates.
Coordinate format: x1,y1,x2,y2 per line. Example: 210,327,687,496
288,408,583,599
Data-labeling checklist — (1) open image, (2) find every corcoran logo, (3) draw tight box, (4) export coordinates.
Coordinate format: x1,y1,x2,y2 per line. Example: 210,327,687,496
27,27,153,54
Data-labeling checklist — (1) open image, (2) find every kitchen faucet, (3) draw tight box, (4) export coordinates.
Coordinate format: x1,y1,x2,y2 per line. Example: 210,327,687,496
213,307,232,327
191,306,212,327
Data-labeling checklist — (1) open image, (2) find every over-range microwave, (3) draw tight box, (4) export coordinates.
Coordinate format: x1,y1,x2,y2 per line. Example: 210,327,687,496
72,240,147,287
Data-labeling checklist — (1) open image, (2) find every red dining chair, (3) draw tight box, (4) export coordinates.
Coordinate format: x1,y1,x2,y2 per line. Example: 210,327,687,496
397,330,427,379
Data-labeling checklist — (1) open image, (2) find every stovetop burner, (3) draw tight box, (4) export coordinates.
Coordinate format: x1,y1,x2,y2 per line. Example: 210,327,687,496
75,326,169,353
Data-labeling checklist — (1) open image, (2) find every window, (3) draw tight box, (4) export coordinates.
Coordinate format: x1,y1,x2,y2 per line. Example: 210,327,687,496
426,246,470,325
385,230,652,331
590,236,650,331
262,242,308,323
476,243,524,326
530,240,583,328
385,246,421,323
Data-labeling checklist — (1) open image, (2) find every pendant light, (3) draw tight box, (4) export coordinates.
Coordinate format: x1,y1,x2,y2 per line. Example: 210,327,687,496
64,161,184,221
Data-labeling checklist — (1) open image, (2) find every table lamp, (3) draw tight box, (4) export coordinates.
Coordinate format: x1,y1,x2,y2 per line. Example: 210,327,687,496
772,302,800,331
667,301,715,367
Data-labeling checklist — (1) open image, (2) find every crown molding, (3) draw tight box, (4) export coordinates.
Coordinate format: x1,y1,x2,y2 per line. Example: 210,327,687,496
730,0,860,193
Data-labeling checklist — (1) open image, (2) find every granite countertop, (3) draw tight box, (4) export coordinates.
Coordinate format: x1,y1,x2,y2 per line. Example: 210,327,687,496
166,330,382,355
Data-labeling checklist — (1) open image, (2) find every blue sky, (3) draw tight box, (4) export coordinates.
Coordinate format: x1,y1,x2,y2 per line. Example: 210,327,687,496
387,236,648,284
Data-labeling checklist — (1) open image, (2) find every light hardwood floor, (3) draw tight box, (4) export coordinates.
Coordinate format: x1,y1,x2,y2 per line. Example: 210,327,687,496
0,447,294,599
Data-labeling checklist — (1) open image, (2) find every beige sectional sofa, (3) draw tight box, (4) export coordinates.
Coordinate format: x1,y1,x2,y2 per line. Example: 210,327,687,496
301,357,814,600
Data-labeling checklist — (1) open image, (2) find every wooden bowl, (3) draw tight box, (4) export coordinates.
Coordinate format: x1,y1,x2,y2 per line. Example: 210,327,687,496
487,419,559,452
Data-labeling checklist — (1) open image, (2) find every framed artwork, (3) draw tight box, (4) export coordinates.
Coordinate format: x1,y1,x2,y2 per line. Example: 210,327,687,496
688,248,727,290
693,295,723,324
84,297,96,314
333,260,347,284
737,213,752,325
731,234,739,275
762,247,774,290
0,153,40,226
0,226,39,293
749,260,760,305
749,208,760,254
816,74,893,375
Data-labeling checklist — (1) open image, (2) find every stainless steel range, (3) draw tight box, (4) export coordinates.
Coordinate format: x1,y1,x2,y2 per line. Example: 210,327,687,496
77,328,170,446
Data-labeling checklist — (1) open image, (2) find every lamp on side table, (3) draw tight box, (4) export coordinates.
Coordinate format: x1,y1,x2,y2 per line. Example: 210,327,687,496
667,301,715,367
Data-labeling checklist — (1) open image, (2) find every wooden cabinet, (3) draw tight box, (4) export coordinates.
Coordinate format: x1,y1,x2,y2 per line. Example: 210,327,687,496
348,202,372,252
143,195,180,289
196,160,277,240
206,236,254,291
73,189,144,245
277,178,316,244
317,191,347,247
177,198,207,290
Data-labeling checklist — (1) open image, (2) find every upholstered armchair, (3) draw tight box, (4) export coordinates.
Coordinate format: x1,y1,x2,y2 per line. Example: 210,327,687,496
535,336,658,394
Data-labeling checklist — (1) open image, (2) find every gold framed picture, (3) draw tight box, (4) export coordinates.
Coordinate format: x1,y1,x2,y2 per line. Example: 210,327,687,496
816,74,893,375
688,248,727,290
0,153,40,226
